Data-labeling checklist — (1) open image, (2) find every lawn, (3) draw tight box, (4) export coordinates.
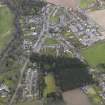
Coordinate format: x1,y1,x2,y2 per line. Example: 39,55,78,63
63,32,73,38
49,16,59,24
79,0,96,8
64,51,73,58
44,37,60,45
0,97,7,105
0,5,14,50
81,42,105,68
43,73,56,97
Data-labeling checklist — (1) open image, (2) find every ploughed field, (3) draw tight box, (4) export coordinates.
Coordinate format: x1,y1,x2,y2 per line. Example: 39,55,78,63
63,89,92,105
87,9,105,31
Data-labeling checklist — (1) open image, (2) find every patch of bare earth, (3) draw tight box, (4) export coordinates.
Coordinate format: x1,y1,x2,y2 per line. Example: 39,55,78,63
63,89,91,105
87,10,105,29
87,10,105,35
46,0,76,8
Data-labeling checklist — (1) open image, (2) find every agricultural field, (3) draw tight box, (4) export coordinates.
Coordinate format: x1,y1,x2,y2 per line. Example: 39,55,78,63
63,89,92,105
81,42,105,69
87,9,105,31
0,5,14,51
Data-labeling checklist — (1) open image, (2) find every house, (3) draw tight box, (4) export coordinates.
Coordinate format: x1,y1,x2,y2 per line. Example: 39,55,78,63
23,40,33,50
0,84,9,97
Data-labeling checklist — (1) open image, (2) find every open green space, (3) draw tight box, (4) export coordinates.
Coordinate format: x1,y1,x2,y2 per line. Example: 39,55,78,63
81,42,105,69
43,73,56,97
0,57,23,87
0,97,7,105
63,31,73,38
0,5,14,50
49,16,59,24
44,37,60,45
0,66,22,87
79,0,96,8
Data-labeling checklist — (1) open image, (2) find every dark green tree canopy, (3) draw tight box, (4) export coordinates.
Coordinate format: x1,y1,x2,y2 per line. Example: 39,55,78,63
30,53,94,91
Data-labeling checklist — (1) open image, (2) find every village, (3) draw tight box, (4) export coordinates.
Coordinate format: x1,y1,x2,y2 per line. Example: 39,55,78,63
1,0,105,105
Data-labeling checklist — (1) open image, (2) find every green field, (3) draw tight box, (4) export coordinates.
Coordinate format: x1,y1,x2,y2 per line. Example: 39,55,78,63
0,5,14,50
49,16,59,24
79,0,96,8
63,31,73,38
43,73,56,97
45,37,60,45
81,42,105,68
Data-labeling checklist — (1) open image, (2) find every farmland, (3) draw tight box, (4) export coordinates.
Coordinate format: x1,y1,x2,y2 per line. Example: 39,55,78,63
81,42,105,69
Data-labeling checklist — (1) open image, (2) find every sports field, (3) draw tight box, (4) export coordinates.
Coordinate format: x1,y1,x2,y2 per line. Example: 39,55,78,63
0,5,14,50
81,42,105,68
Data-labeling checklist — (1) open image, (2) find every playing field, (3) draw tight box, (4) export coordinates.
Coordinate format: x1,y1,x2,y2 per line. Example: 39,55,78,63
81,42,105,68
0,5,14,50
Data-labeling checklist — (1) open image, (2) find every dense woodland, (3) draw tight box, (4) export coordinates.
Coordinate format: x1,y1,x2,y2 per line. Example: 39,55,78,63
30,53,94,91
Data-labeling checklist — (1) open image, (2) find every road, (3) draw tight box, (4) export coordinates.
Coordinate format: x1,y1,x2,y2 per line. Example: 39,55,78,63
9,5,50,105
33,5,50,52
9,59,29,105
